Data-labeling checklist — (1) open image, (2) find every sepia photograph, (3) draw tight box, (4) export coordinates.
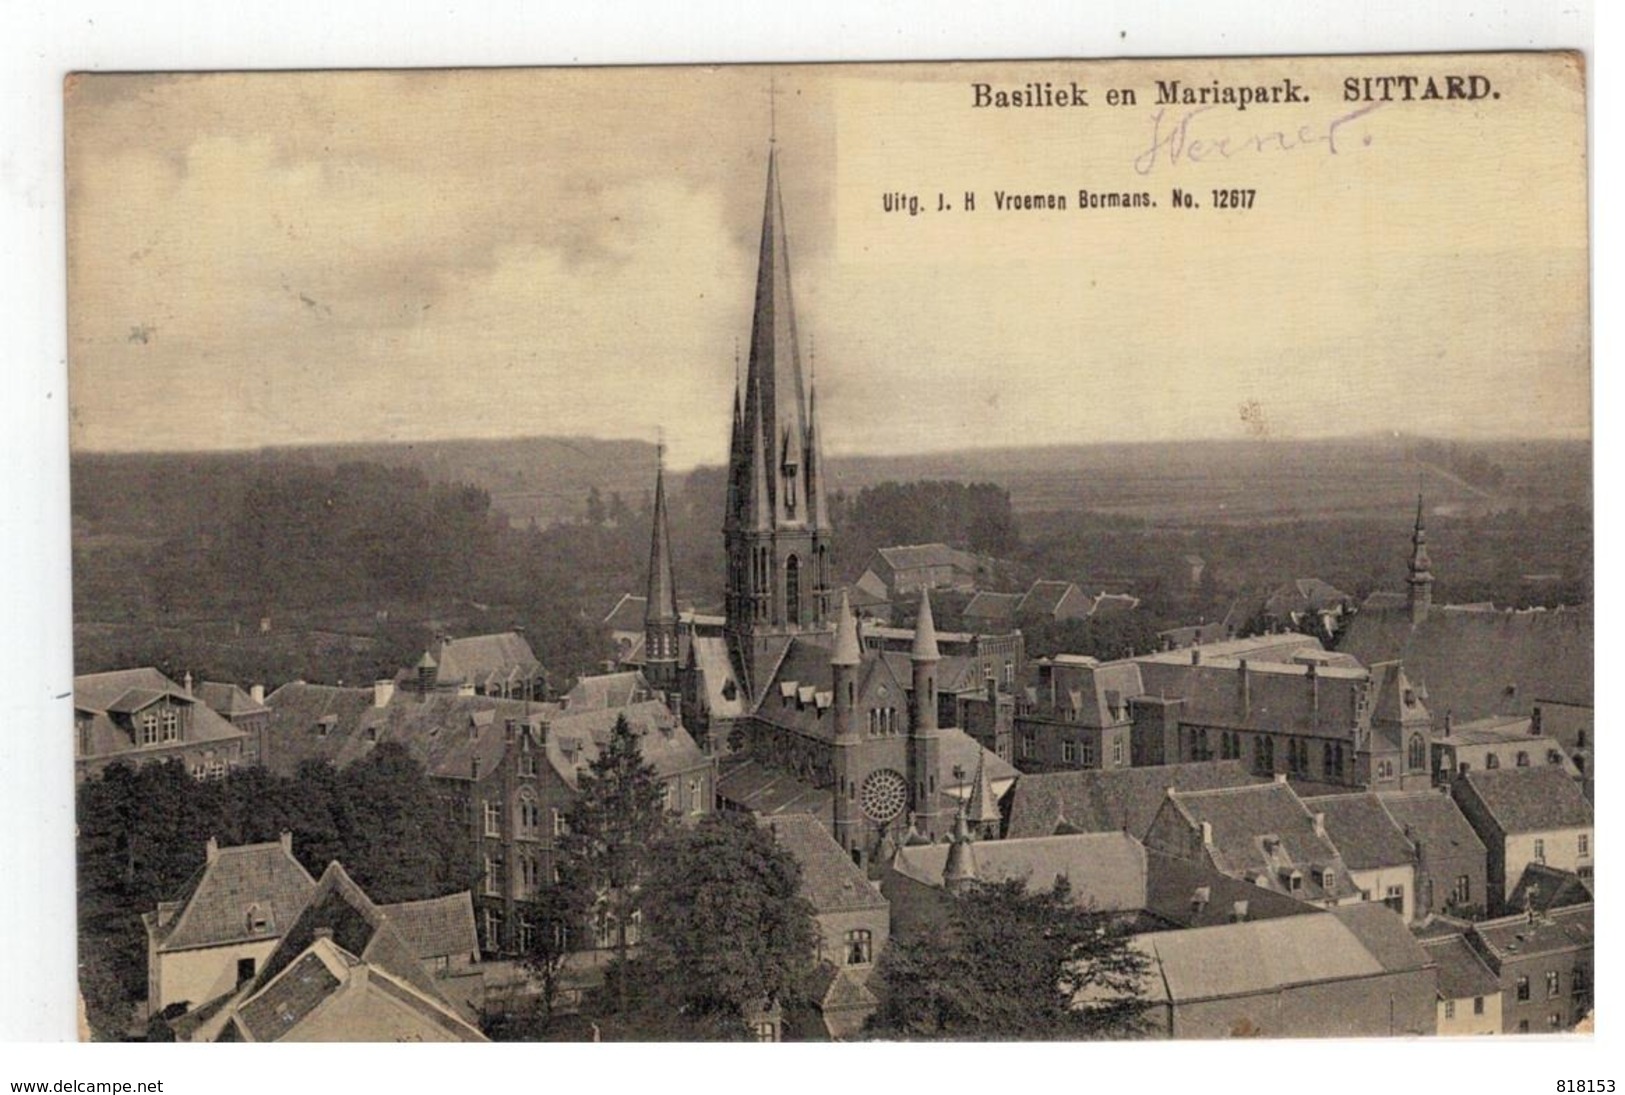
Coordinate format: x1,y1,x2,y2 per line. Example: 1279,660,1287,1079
58,50,1590,1046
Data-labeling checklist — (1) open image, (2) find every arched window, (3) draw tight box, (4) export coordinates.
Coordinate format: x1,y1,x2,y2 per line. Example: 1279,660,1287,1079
1408,734,1427,772
785,554,801,622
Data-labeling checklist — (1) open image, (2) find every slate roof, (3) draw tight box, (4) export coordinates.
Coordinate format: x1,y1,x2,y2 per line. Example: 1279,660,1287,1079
1457,766,1592,834
1155,783,1356,902
1374,790,1486,862
1507,863,1593,914
715,757,835,823
875,544,979,578
153,838,317,953
1421,933,1501,1000
1305,793,1416,871
807,960,880,1013
1141,850,1321,929
562,671,651,711
766,814,888,914
1471,904,1594,964
1128,914,1386,1004
1136,633,1329,666
1266,578,1352,616
602,593,648,633
379,892,479,962
73,667,246,759
426,631,542,688
891,832,1148,913
1005,761,1263,840
963,592,1021,628
196,681,269,718
1023,658,1145,728
687,635,746,720
236,948,343,1041
1018,580,1084,618
1329,903,1432,973
1339,603,1592,720
262,683,704,785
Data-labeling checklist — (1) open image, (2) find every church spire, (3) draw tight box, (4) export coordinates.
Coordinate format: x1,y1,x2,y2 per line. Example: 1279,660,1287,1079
644,440,680,692
1407,492,1434,625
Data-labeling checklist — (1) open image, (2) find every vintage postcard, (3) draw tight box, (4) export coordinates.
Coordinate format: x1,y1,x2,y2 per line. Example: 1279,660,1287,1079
66,54,1589,1043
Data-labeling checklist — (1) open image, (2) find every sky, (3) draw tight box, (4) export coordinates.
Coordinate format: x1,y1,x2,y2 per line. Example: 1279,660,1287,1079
66,57,1590,469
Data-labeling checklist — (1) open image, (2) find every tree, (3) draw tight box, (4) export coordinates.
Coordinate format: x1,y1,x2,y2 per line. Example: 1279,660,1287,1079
556,714,668,1012
519,881,590,1026
331,743,474,903
639,813,818,1026
869,875,1151,1040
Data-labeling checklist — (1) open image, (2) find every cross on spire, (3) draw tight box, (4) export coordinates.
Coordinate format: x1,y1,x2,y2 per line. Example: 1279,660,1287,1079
768,71,781,145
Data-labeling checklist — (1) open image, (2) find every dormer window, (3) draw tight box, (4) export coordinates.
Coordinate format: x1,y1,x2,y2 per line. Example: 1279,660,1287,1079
245,904,269,934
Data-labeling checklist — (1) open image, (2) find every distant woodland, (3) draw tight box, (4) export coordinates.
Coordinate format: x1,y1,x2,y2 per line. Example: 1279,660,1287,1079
71,436,1591,691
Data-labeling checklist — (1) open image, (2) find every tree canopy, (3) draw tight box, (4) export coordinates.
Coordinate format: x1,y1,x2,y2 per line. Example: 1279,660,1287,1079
869,875,1151,1040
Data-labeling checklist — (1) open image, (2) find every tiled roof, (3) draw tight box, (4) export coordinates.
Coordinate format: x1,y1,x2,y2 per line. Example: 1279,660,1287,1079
716,757,835,823
1266,578,1351,616
1133,654,1398,744
1129,913,1385,1004
73,667,246,760
688,635,746,719
766,814,888,914
1135,633,1326,667
1421,933,1501,1000
1471,904,1593,964
1024,658,1145,728
1018,580,1081,617
428,631,542,688
1088,592,1141,616
1458,766,1592,834
262,683,704,784
1005,761,1262,840
236,948,343,1041
73,667,177,711
875,543,978,577
808,961,880,1013
1305,793,1416,871
1507,863,1593,914
196,681,268,718
1329,903,1432,973
1375,790,1486,861
379,892,479,962
563,671,651,711
155,838,317,953
963,592,1021,626
1339,603,1592,720
891,832,1148,913
1157,783,1356,903
602,593,648,632
1141,850,1321,929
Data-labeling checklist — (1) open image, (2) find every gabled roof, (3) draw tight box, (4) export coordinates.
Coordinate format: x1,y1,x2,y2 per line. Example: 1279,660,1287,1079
1128,913,1387,1004
963,591,1021,626
73,667,178,711
891,831,1148,913
379,892,480,962
603,593,649,633
1339,603,1592,720
1005,761,1262,840
1375,790,1486,861
687,635,746,720
1457,766,1592,834
562,671,651,711
73,667,247,759
766,814,888,914
196,681,268,718
153,837,317,953
1329,903,1432,973
873,543,978,578
1305,793,1416,871
1134,655,1375,742
1155,782,1355,902
1024,658,1145,727
1507,862,1593,914
1421,933,1501,1000
427,632,542,687
1266,578,1351,616
1018,580,1082,618
1141,850,1321,929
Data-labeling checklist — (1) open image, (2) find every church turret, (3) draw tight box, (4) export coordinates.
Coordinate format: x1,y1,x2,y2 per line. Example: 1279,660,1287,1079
942,807,977,894
1407,493,1434,625
831,591,862,859
723,142,835,698
909,589,944,841
966,748,1001,840
644,443,680,695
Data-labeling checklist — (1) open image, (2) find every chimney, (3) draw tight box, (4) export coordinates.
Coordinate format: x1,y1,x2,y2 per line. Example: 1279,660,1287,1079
182,670,193,695
1443,710,1452,737
279,831,293,855
1274,772,1288,785
1231,899,1249,923
205,836,220,864
1312,811,1326,839
1239,658,1251,717
251,683,265,705
1199,820,1213,847
471,755,480,781
373,679,395,708
1531,707,1543,736
1307,660,1319,712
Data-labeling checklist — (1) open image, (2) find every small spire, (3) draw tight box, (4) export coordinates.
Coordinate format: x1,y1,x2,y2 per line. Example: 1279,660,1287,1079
911,589,941,662
942,805,977,892
831,590,861,667
967,748,1000,827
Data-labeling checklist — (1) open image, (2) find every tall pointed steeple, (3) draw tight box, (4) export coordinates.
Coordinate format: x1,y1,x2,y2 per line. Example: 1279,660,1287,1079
966,748,1001,840
1407,492,1434,625
722,135,836,698
644,441,680,693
